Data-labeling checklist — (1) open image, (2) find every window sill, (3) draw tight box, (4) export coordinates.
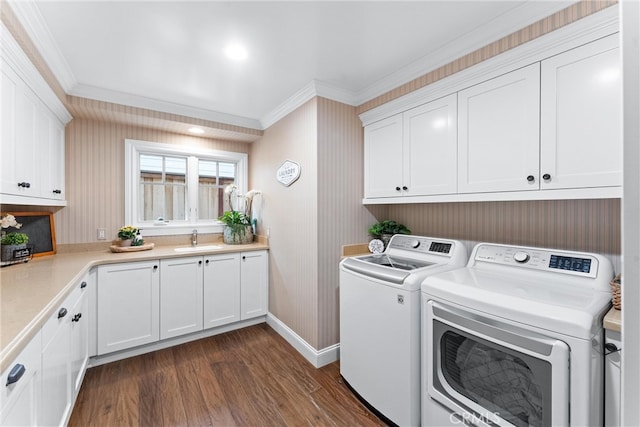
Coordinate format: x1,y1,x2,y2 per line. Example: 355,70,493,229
138,223,225,237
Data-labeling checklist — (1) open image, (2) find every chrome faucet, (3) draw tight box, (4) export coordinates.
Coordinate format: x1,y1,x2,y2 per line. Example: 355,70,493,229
191,229,198,247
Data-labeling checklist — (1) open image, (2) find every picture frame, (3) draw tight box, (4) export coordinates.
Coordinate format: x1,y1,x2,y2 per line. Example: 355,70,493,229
1,212,56,257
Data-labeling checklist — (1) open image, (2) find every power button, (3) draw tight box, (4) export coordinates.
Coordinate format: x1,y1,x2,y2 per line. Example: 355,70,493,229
513,251,530,263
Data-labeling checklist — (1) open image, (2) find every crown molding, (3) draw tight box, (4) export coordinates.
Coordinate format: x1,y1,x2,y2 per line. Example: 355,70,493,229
6,0,76,92
0,22,72,124
359,6,619,126
259,80,358,129
353,1,581,105
69,83,262,130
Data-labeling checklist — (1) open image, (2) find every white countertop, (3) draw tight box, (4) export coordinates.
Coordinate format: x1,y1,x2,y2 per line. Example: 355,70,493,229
0,241,268,372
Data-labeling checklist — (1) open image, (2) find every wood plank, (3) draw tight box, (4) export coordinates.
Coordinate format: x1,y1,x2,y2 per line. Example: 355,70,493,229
69,324,385,427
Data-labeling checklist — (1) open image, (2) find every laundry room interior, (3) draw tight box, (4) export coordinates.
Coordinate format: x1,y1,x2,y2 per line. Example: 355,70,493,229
0,0,636,426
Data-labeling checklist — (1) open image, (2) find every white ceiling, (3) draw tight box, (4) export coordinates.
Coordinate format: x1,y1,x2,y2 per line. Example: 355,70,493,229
9,1,577,130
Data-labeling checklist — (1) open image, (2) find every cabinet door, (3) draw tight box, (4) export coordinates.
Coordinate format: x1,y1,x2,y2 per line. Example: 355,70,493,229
41,307,72,427
160,256,204,339
1,62,39,198
458,64,540,193
97,261,160,355
541,34,621,190
364,114,404,198
403,94,457,196
0,332,41,427
240,251,268,320
69,280,89,399
203,253,241,328
42,114,65,200
0,60,19,196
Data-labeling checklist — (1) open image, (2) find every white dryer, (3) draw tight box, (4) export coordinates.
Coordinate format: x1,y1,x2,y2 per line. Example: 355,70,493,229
421,243,614,427
339,235,467,426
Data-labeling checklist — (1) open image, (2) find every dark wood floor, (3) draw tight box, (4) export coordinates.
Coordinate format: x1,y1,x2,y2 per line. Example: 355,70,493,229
69,324,388,426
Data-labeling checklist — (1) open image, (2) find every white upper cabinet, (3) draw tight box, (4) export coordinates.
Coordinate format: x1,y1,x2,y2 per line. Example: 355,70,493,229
0,23,71,206
458,64,541,194
359,10,620,204
364,114,403,198
403,94,458,196
364,94,457,198
540,34,621,190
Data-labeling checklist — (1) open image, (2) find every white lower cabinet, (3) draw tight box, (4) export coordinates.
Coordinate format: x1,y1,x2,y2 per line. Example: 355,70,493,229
40,276,89,427
240,251,269,319
96,251,268,355
0,332,41,426
97,260,160,355
204,253,241,328
160,256,204,339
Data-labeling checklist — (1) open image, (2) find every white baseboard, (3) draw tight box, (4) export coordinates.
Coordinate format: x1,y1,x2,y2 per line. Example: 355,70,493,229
88,316,266,367
266,312,340,368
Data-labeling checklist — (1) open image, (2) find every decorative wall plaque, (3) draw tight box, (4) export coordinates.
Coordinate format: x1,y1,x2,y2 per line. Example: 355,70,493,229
276,160,301,187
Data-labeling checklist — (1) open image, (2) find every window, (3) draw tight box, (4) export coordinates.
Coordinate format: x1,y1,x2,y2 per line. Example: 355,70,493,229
125,139,247,236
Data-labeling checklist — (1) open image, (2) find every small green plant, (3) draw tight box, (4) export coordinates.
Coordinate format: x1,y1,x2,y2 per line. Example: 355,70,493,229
368,220,411,239
117,225,138,240
1,232,29,245
218,210,251,227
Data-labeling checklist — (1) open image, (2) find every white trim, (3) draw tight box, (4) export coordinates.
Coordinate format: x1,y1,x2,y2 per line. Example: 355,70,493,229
70,83,263,130
0,21,71,124
354,1,581,105
359,6,619,126
0,193,67,207
363,186,622,205
88,317,266,367
5,0,76,93
260,80,358,129
124,139,248,236
266,312,340,368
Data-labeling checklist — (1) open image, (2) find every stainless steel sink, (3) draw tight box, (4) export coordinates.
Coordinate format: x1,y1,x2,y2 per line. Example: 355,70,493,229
174,245,222,252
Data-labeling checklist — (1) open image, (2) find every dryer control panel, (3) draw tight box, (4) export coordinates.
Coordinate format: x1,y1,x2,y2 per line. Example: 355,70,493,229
473,243,601,279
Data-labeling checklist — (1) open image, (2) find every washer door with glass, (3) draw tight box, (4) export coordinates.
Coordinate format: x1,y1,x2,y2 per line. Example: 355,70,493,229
425,300,570,427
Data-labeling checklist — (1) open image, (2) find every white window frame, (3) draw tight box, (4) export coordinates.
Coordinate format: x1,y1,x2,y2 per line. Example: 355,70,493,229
125,139,248,236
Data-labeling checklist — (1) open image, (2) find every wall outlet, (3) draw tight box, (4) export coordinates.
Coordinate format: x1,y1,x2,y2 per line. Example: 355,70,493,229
97,228,106,240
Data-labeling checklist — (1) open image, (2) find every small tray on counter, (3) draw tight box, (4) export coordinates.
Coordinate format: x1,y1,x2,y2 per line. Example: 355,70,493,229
109,243,155,253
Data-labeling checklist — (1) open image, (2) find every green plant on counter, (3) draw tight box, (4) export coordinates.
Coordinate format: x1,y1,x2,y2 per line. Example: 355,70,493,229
1,214,27,246
368,220,411,239
117,225,138,240
218,210,251,227
1,232,29,245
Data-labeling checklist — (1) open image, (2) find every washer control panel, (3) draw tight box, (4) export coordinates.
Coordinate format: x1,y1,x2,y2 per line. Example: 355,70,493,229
388,235,453,256
473,244,599,278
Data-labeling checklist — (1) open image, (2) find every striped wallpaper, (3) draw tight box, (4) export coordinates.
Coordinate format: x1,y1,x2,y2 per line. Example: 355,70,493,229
356,0,619,114
52,118,248,245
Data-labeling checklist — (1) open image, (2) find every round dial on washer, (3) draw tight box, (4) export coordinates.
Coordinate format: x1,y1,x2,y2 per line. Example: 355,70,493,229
513,251,530,263
411,239,420,249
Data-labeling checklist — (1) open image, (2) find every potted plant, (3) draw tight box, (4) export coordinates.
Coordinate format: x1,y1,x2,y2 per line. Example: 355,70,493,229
1,214,29,262
117,225,139,247
219,185,261,244
368,220,411,248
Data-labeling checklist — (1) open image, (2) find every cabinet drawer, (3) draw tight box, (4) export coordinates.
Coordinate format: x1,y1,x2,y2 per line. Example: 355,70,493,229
41,282,84,347
0,331,41,421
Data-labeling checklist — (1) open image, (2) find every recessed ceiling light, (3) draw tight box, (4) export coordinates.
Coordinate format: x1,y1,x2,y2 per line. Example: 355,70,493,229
188,127,205,134
225,43,248,61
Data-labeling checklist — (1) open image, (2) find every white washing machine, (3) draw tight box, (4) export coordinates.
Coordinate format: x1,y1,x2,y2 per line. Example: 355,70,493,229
339,235,467,426
421,243,614,427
